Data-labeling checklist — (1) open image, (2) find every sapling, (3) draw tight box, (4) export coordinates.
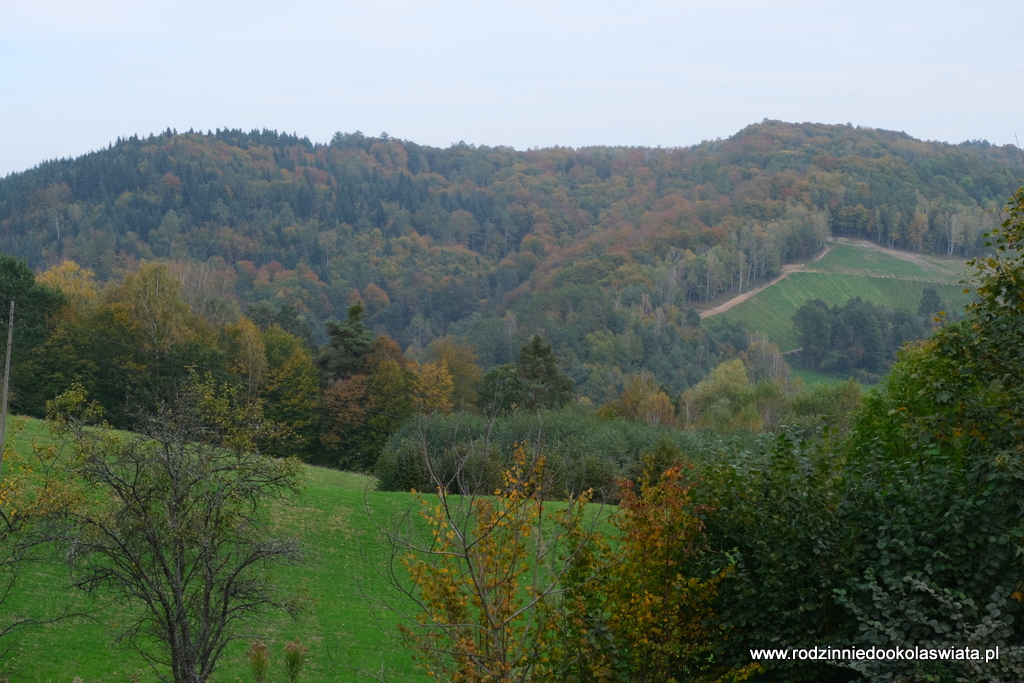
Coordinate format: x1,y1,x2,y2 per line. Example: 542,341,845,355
247,640,270,683
284,638,308,683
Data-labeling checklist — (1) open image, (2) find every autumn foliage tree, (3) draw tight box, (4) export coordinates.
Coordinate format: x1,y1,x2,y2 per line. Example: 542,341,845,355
56,262,224,424
322,335,456,470
561,462,759,683
681,359,762,431
258,325,320,460
426,335,484,410
382,445,602,682
0,418,80,658
602,371,676,427
383,440,759,682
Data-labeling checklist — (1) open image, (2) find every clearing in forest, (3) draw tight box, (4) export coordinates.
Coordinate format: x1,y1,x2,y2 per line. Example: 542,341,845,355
707,241,972,351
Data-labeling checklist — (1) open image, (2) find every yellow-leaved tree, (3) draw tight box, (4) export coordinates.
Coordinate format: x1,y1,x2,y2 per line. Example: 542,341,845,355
0,417,81,655
617,371,676,427
425,336,484,409
37,259,99,310
381,445,602,683
224,316,269,402
414,359,455,415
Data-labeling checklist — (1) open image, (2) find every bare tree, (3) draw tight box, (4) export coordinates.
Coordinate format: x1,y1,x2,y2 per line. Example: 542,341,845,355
57,376,302,683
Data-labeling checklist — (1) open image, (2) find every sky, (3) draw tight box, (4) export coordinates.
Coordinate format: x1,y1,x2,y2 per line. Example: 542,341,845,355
1,0,1020,177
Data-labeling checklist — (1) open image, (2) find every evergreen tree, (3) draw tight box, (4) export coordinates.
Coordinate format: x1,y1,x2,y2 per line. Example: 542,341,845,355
517,335,574,412
317,303,373,382
0,254,67,416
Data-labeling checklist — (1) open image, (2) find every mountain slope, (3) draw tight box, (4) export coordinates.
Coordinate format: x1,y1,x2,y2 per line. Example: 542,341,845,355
0,121,1017,395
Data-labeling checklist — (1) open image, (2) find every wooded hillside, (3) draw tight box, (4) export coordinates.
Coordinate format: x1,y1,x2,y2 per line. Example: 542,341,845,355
1,121,1018,398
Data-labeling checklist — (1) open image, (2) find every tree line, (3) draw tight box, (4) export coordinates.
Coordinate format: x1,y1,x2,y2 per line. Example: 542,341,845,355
792,295,933,381
2,251,880,483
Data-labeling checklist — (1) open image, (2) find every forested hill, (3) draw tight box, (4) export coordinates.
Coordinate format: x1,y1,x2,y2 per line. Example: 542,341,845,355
0,121,1020,396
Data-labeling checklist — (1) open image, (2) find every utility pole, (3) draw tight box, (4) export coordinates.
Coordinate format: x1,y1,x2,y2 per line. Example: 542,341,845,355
0,300,14,470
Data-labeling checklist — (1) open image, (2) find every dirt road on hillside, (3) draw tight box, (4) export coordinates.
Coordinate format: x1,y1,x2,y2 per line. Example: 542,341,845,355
699,244,833,318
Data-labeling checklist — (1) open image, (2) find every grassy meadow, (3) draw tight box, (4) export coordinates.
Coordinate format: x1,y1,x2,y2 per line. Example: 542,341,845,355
0,417,432,683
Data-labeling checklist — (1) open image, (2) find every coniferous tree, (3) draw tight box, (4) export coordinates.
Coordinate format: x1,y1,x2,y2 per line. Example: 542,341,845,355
517,335,574,412
918,287,944,317
317,303,373,382
0,254,67,416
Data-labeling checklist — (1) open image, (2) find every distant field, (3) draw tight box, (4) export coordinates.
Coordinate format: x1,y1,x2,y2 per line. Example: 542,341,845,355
716,243,974,351
1,419,430,683
811,242,967,281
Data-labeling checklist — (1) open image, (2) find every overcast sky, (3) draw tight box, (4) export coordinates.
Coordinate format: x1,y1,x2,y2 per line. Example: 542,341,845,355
1,0,1020,178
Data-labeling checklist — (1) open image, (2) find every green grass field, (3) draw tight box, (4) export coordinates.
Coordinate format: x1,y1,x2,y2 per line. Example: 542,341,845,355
716,244,974,351
809,242,967,281
0,417,431,683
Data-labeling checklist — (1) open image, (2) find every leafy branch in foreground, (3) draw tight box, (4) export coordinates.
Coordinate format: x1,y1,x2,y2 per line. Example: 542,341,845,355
562,459,759,683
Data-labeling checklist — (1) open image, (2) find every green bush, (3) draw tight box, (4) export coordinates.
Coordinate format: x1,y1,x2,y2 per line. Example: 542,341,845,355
375,406,718,499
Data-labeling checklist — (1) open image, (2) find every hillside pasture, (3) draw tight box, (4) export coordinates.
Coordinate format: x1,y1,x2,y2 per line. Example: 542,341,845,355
714,244,973,351
0,420,430,682
811,241,968,280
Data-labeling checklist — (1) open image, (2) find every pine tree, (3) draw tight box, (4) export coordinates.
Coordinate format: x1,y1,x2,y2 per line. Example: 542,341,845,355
517,335,573,412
